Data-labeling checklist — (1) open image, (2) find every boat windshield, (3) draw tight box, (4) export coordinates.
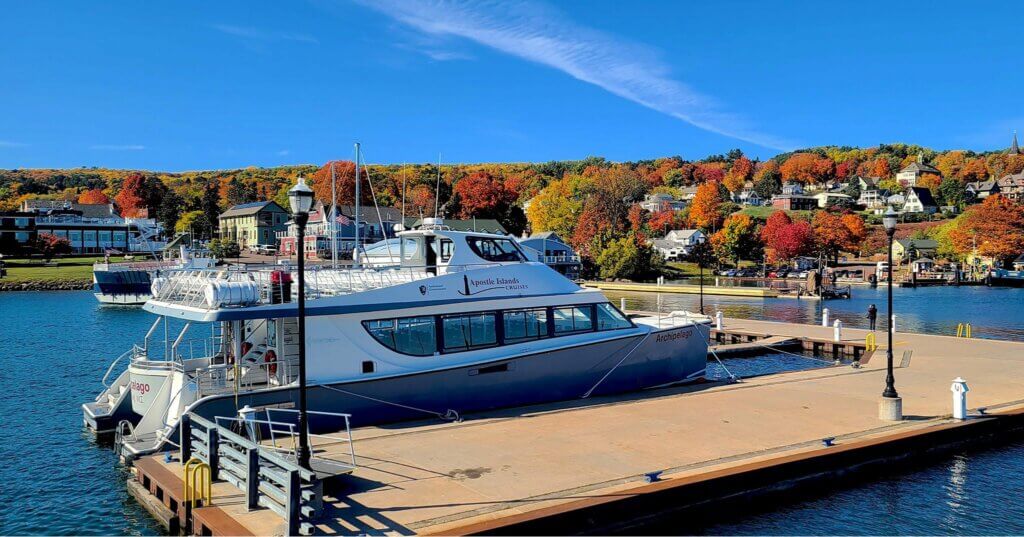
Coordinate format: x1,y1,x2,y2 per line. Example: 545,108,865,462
466,237,525,262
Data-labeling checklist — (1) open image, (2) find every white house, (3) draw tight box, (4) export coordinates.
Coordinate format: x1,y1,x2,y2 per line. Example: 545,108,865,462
640,193,686,212
858,189,887,209
781,182,804,195
896,154,941,187
651,229,706,261
902,187,938,214
518,231,580,280
665,229,706,248
813,192,853,208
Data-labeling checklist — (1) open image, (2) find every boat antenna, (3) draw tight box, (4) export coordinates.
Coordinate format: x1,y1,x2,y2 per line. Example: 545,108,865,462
434,152,441,218
330,160,337,269
354,142,361,268
401,163,407,224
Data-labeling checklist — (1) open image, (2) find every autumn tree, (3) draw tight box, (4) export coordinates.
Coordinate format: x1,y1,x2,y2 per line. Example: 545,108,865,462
595,233,662,280
711,213,761,265
812,211,854,264
309,161,371,207
780,153,834,184
753,161,783,200
34,233,72,262
114,173,149,217
946,195,1024,265
840,213,868,256
689,182,724,231
78,189,110,205
761,211,812,263
526,175,585,239
723,156,753,193
648,210,688,237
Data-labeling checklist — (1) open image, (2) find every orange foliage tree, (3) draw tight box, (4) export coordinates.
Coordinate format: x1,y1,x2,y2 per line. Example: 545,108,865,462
947,195,1024,265
309,161,370,207
114,173,149,217
723,156,753,193
780,153,834,184
688,182,723,231
78,189,110,205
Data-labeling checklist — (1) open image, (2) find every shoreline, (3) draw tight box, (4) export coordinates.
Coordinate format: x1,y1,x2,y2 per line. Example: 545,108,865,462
0,280,92,292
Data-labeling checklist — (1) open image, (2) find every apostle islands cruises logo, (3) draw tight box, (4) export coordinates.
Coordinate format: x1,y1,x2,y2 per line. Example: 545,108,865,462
458,274,529,296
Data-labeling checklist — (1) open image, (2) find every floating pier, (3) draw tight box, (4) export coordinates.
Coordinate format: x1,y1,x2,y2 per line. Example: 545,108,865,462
125,319,1024,535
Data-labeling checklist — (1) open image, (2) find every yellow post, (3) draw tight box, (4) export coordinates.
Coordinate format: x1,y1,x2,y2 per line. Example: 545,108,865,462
966,323,972,338
183,458,212,507
865,332,876,351
956,323,963,338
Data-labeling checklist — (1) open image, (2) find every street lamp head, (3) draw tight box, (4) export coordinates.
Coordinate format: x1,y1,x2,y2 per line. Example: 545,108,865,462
883,207,898,235
288,177,315,215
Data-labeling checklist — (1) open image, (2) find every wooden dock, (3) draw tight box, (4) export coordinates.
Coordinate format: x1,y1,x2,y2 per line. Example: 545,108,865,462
128,319,1024,535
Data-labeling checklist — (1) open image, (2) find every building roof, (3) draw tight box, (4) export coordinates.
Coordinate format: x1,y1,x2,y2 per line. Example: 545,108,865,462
650,239,679,250
220,201,286,219
896,238,938,249
900,160,940,175
912,257,935,264
967,180,998,192
667,229,702,239
907,186,938,207
1011,131,1020,155
528,231,561,241
856,175,882,187
72,203,117,219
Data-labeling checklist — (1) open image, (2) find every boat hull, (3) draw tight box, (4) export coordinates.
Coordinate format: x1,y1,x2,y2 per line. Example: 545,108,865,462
988,276,1024,288
186,323,707,433
93,268,153,304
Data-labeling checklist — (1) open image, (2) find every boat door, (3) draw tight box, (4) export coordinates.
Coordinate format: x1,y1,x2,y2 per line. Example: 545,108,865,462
424,236,437,275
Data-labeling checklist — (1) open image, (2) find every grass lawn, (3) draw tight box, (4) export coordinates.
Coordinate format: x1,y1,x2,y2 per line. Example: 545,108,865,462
738,206,813,220
1,256,129,283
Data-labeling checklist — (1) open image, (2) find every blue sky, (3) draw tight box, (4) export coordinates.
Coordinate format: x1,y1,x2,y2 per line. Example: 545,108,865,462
1,1,1021,170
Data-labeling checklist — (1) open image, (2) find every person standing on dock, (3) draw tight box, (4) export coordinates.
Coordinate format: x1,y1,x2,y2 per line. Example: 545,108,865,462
868,304,878,330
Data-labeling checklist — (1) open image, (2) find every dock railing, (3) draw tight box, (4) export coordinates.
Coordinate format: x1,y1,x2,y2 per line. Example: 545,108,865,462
182,410,356,536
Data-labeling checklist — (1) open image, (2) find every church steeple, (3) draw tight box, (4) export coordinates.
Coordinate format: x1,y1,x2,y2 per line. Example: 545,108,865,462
1012,130,1020,155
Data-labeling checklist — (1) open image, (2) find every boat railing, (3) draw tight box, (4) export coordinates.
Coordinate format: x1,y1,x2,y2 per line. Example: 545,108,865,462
149,262,507,310
100,348,135,388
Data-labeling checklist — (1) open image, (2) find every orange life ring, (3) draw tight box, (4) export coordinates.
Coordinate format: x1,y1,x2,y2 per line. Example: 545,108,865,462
264,350,277,376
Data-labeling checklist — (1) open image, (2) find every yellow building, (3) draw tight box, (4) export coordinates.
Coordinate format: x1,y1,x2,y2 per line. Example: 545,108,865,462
218,201,289,249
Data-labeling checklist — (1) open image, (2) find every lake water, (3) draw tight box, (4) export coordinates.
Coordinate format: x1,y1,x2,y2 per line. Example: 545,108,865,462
1,288,1022,535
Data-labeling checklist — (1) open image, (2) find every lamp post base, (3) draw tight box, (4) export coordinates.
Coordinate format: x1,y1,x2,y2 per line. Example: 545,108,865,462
879,396,903,421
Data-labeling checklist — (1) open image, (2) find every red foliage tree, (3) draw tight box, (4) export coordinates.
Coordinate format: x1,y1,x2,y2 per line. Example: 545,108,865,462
409,184,436,218
947,195,1024,265
453,171,515,219
761,211,812,263
780,153,834,184
114,173,149,217
310,161,370,207
34,232,72,261
649,210,688,236
78,189,110,205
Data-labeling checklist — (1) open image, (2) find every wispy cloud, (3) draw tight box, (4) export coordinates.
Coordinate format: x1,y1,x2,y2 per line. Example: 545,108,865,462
0,140,28,148
91,144,145,151
211,24,319,45
357,0,794,150
276,149,291,156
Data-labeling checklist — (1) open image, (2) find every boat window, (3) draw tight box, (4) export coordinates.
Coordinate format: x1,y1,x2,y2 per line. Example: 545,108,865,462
363,316,436,356
596,303,633,330
443,313,498,352
466,237,525,262
552,305,594,334
503,308,549,343
439,239,455,262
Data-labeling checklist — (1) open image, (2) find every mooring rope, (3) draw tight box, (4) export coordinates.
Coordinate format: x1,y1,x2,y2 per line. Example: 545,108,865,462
580,331,652,399
318,383,461,422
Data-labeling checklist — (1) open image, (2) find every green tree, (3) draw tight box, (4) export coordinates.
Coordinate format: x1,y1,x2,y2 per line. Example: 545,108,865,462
710,213,762,265
200,183,221,238
208,238,240,260
595,234,662,280
157,190,183,236
175,210,209,236
937,177,968,208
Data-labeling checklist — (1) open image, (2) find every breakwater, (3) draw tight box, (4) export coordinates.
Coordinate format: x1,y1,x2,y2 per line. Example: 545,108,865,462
0,279,92,292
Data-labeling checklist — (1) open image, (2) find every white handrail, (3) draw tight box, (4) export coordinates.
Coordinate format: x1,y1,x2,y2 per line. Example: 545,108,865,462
101,348,134,388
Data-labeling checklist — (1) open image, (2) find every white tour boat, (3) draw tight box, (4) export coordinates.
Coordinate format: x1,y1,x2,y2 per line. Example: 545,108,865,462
81,222,710,459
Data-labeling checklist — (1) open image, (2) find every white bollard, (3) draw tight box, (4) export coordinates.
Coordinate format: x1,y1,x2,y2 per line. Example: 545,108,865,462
822,308,830,327
715,311,724,330
891,314,897,334
620,297,627,312
715,277,720,287
833,319,842,342
951,377,969,420
238,404,258,440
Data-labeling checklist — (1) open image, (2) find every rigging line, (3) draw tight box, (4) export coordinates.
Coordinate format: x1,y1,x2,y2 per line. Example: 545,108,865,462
357,150,395,261
689,319,739,382
581,331,652,399
434,152,441,218
318,383,461,423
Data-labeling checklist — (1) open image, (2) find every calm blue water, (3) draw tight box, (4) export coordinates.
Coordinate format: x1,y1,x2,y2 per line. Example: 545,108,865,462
608,284,1024,341
1,289,1023,535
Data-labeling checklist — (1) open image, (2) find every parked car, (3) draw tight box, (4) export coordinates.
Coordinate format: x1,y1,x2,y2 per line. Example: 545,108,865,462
725,269,738,277
258,245,278,255
775,268,791,278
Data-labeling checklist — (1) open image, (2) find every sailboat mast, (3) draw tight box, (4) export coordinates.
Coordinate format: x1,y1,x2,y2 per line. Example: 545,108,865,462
330,161,337,269
354,142,362,268
434,152,441,219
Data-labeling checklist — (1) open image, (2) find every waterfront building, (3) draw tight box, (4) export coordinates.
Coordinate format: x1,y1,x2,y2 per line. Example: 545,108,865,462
893,238,938,262
902,187,938,214
639,193,687,212
218,201,289,250
857,188,888,209
896,154,941,187
771,193,818,211
518,231,581,279
1,201,164,255
651,229,706,260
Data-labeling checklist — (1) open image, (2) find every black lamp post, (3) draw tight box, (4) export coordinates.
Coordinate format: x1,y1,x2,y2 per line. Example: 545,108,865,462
288,177,315,469
882,207,899,400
